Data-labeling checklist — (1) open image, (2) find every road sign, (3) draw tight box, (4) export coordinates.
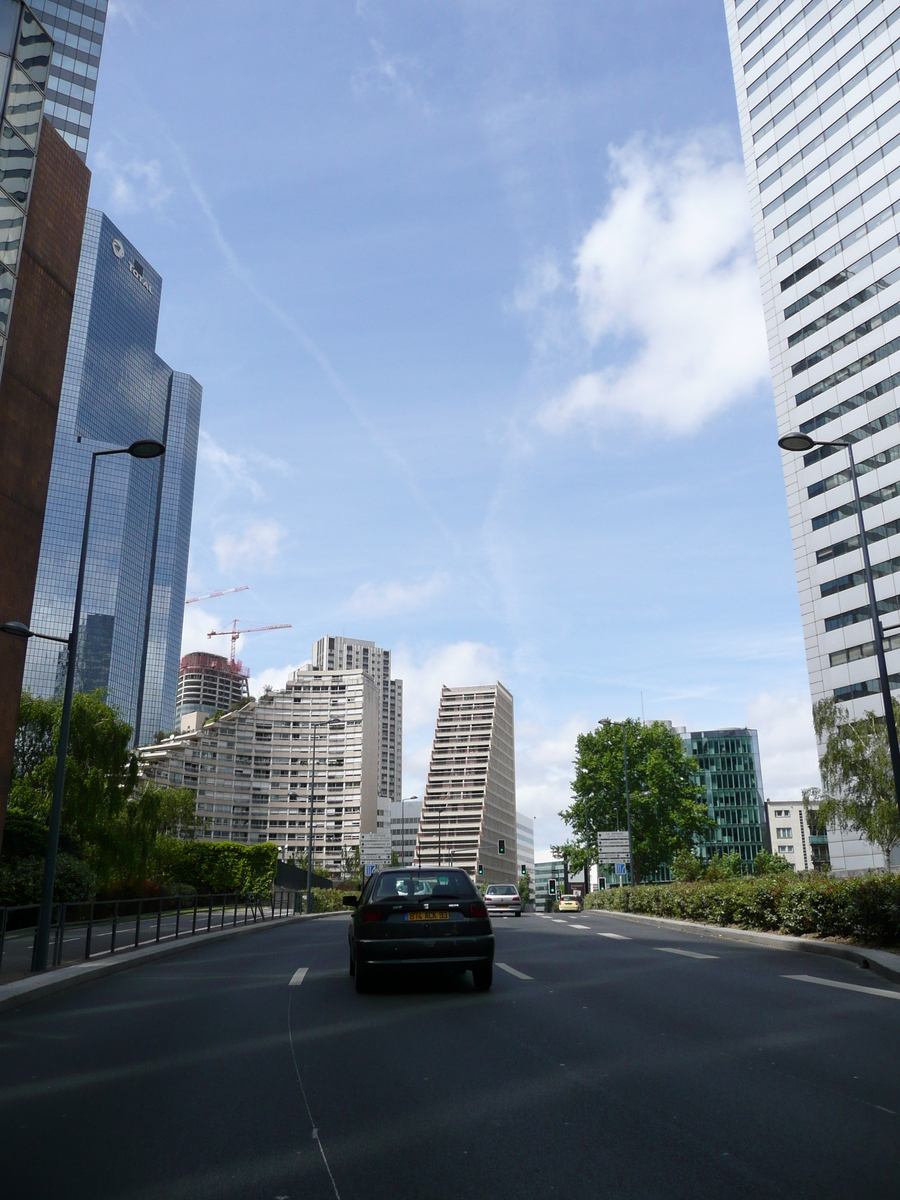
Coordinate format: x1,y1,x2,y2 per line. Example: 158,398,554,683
365,863,377,877
615,862,628,875
599,832,631,863
360,833,392,866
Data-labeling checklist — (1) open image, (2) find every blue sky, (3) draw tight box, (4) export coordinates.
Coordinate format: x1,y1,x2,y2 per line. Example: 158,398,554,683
91,1,819,855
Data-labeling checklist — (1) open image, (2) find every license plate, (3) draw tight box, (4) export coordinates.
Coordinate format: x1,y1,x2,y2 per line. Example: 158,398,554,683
406,911,449,921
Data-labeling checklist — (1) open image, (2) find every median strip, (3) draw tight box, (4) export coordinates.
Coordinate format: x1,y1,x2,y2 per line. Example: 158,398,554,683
784,974,900,1000
496,963,533,980
655,947,718,960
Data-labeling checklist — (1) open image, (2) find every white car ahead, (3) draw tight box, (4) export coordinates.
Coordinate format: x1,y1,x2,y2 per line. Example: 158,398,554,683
484,883,522,917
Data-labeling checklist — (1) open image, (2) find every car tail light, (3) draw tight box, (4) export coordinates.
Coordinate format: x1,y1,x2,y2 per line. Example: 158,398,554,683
360,906,383,923
468,900,488,918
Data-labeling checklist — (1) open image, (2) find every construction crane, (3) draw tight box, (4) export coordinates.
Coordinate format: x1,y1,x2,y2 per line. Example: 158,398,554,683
207,619,292,664
185,585,249,605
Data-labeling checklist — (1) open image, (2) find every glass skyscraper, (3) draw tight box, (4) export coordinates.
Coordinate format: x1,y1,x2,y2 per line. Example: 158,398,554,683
680,727,766,871
23,210,201,743
27,0,105,160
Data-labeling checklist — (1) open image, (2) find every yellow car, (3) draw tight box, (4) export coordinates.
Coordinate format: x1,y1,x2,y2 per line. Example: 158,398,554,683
557,893,583,913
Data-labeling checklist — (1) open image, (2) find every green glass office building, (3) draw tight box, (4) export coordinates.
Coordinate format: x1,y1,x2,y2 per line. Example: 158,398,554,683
680,727,768,871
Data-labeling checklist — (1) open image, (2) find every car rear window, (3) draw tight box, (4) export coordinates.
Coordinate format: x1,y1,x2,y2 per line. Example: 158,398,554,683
488,885,519,895
372,870,476,901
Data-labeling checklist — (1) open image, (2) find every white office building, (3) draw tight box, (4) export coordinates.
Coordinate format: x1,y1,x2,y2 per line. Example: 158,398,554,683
417,683,517,884
139,665,379,874
764,797,832,871
726,0,900,870
313,635,402,803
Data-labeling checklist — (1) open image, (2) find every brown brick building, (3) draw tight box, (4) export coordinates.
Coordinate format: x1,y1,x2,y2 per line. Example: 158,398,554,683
0,119,90,851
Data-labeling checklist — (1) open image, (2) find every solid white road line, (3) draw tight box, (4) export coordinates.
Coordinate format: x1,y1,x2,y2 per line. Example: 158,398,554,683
597,932,631,940
496,962,534,980
784,974,900,1000
289,967,309,987
655,947,718,960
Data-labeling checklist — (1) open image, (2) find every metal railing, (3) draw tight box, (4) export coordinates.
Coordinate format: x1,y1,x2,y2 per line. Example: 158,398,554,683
0,888,301,985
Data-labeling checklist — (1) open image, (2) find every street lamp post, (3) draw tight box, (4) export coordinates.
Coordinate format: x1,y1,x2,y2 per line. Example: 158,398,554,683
1,439,165,972
778,432,900,824
305,716,340,916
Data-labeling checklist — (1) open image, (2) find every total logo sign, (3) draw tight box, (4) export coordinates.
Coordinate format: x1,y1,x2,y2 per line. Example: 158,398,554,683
111,237,153,296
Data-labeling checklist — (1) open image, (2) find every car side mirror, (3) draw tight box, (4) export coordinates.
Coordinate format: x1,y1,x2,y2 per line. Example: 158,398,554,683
343,895,359,907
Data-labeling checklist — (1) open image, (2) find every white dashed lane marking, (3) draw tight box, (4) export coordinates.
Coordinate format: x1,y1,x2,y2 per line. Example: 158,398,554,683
570,924,591,930
496,962,533,980
785,974,900,1000
289,967,309,986
597,932,630,940
551,919,567,924
655,947,718,960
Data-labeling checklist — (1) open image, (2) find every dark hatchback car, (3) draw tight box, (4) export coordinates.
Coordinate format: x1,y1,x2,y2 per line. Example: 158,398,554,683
345,867,495,992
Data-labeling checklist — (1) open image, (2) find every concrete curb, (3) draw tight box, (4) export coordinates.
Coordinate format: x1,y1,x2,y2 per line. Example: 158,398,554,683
583,908,900,984
0,909,350,1016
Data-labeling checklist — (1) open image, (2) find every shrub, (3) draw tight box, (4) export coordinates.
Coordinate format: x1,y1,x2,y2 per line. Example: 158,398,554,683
309,887,344,913
151,840,277,896
584,873,900,946
0,853,97,906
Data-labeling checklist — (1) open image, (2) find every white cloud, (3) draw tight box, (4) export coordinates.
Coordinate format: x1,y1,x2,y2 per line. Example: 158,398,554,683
212,520,287,574
393,641,505,737
198,431,289,501
538,134,769,435
746,691,821,802
353,39,419,103
248,662,306,699
180,604,220,658
513,254,562,314
108,1,141,24
346,572,449,617
93,147,171,214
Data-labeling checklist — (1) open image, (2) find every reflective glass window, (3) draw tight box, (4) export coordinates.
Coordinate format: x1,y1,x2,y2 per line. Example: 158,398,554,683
4,61,44,147
0,122,33,206
0,3,18,57
16,9,52,90
0,192,23,267
0,265,12,332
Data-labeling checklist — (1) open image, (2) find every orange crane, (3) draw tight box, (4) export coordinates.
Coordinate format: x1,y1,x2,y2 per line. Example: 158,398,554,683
185,585,249,605
207,619,292,664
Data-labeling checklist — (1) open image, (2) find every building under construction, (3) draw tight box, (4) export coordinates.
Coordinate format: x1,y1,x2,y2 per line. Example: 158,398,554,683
175,652,249,730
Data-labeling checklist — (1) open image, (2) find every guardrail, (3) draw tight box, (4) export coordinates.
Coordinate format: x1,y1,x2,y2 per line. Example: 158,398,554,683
0,888,301,985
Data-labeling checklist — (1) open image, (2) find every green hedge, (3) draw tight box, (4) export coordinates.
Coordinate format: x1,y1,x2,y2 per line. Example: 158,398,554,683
309,887,345,913
0,853,97,906
585,874,900,947
152,840,278,895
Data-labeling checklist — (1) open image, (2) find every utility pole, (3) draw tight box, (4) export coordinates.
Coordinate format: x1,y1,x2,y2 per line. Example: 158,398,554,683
623,723,635,887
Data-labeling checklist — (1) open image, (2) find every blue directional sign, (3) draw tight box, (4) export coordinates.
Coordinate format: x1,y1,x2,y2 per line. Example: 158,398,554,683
615,862,628,875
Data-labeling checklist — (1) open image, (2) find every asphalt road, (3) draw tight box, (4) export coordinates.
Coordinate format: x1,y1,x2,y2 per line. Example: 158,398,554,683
1,909,899,1199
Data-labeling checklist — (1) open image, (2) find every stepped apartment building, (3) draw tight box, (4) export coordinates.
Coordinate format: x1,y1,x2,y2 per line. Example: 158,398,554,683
140,664,379,873
726,0,900,870
417,683,517,885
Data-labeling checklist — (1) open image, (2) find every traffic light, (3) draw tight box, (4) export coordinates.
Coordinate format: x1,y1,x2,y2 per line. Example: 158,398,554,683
498,839,505,855
477,863,483,875
597,877,606,891
521,864,527,876
548,877,556,895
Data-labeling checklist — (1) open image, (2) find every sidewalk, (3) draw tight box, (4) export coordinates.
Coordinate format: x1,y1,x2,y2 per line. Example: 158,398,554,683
587,907,900,983
0,910,349,1015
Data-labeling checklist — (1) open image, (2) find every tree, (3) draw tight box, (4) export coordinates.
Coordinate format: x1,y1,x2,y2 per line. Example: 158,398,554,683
813,698,900,870
561,718,711,884
517,871,531,904
10,690,198,890
753,849,793,876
